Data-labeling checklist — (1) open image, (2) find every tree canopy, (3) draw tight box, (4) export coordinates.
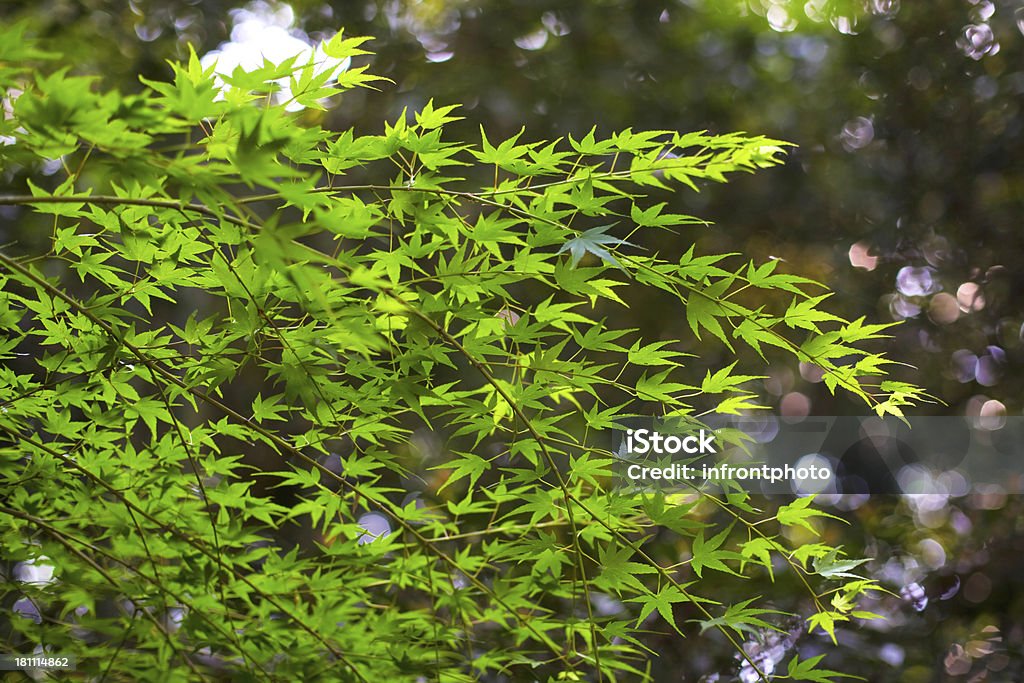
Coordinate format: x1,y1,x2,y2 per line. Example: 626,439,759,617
1,2,1022,681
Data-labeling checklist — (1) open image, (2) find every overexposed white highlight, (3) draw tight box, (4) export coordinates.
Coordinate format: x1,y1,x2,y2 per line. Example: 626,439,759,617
200,1,349,111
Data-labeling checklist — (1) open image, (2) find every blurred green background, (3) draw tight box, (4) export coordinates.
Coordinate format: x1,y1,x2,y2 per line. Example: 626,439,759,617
2,0,1022,680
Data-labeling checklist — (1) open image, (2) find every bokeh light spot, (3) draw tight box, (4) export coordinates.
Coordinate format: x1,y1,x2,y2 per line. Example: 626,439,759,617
928,292,959,325
848,241,878,270
957,282,985,312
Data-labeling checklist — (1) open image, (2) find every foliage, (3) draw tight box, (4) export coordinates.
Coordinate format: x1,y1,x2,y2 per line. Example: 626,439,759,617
0,24,922,682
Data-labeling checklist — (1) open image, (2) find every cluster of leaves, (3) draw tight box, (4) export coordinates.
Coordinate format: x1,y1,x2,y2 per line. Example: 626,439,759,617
0,23,923,682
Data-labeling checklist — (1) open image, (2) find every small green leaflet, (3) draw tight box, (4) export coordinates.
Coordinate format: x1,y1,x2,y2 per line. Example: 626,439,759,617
593,544,657,593
806,610,848,644
784,294,845,333
697,597,789,636
626,584,695,633
690,526,741,578
570,451,614,487
776,495,843,535
739,537,777,581
685,278,733,347
787,654,855,682
414,99,464,130
812,549,870,580
627,339,689,367
557,223,637,268
435,452,490,493
700,362,764,394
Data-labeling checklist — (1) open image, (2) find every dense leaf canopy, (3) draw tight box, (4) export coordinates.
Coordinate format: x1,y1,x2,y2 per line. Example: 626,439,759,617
1,2,1023,681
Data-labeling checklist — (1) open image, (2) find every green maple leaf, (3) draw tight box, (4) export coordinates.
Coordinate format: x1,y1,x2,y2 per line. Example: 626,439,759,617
557,223,637,268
